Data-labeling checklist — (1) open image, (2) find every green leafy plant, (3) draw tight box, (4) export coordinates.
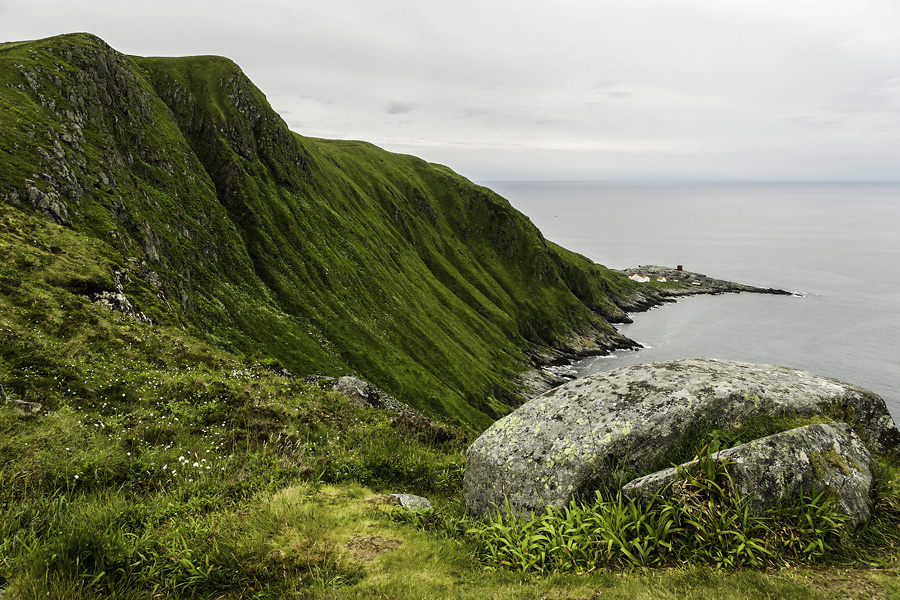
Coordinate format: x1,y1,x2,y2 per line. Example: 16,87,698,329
467,444,853,573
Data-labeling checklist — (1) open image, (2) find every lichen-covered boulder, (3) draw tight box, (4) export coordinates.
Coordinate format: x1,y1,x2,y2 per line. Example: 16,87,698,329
622,423,875,531
463,358,899,518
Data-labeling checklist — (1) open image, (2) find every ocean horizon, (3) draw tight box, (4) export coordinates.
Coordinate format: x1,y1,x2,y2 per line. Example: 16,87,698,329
485,180,900,423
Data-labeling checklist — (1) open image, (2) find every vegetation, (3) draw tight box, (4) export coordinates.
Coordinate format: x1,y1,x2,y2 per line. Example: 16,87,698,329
0,32,638,429
1,32,899,599
467,446,848,573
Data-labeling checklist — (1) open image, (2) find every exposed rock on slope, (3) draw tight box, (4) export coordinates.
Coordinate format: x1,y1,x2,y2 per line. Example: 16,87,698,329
464,358,899,517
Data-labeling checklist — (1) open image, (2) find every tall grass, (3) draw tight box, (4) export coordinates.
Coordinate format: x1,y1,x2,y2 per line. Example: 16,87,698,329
468,445,848,573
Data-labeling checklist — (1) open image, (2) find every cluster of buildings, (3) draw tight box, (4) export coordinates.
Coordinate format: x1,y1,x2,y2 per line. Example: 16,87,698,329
628,273,667,283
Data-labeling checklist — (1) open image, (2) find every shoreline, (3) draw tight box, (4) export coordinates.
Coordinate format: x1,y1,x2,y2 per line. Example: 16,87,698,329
521,266,792,397
612,265,792,316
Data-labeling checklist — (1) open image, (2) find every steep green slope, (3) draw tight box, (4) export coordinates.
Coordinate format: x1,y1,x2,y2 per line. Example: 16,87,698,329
0,33,637,428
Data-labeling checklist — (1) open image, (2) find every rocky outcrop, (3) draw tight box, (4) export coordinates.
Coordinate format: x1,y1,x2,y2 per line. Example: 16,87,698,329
91,270,152,324
387,493,432,510
463,358,899,518
304,375,419,416
623,423,875,531
614,265,792,314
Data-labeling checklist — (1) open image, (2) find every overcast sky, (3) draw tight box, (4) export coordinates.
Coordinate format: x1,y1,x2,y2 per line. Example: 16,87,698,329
4,0,900,181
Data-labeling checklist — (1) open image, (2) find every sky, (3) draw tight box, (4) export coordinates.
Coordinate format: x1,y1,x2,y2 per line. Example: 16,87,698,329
4,0,900,181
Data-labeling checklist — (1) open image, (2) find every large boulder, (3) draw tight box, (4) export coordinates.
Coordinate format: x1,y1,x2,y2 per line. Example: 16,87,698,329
464,358,899,518
623,423,875,531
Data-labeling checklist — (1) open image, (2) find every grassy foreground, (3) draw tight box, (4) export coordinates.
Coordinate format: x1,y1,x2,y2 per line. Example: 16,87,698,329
3,377,900,599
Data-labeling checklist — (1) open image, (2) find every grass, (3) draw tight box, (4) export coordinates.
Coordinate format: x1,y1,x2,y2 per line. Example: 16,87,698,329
466,446,850,574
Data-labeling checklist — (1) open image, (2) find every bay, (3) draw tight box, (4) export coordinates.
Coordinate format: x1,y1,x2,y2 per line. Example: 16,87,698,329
485,181,900,423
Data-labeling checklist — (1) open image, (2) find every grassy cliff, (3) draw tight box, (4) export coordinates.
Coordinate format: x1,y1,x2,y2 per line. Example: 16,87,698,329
0,32,636,429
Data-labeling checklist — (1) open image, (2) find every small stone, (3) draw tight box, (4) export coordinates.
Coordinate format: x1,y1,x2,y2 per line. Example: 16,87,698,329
8,399,42,415
388,494,432,510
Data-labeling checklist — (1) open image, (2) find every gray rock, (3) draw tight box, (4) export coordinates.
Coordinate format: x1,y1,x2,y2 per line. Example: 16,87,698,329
8,399,43,415
463,358,899,518
623,423,875,531
1,386,42,415
276,368,295,380
329,375,419,416
92,270,152,324
24,184,69,224
388,493,432,511
333,376,385,409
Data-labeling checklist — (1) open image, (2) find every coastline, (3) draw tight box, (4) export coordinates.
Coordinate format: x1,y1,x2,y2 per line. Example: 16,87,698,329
613,265,792,316
520,266,791,398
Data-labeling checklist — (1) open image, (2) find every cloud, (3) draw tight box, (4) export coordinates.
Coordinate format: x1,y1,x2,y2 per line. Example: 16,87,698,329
385,99,416,115
460,104,491,119
5,0,900,180
871,78,900,98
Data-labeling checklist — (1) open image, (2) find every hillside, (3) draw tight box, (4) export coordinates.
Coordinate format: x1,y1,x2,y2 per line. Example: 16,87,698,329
0,33,638,429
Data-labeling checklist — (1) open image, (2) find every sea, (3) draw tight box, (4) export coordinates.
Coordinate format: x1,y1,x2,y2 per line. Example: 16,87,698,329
483,181,900,424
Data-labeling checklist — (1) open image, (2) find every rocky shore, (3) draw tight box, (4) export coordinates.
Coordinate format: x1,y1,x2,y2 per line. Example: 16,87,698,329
520,266,791,398
614,265,791,314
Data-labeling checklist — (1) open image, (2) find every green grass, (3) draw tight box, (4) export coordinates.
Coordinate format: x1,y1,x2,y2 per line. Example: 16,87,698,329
466,446,851,574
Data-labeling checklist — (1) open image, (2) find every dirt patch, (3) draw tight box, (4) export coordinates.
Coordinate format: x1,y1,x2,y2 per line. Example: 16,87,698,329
368,494,402,507
347,535,403,563
798,567,896,600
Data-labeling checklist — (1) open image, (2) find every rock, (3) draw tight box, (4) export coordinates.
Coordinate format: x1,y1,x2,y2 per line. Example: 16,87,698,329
388,493,432,510
24,184,69,224
1,386,42,415
8,399,43,415
463,358,899,518
333,376,385,409
93,290,151,323
91,269,152,324
276,368,295,380
327,375,419,416
622,423,875,531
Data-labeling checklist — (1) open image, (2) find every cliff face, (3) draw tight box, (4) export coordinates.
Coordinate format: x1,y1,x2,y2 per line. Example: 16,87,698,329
0,33,636,428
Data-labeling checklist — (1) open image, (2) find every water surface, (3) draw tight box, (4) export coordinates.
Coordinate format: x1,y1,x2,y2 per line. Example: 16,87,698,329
485,181,900,422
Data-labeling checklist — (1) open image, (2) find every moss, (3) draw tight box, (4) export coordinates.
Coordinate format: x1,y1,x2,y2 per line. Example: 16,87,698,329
821,446,853,476
809,451,827,480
